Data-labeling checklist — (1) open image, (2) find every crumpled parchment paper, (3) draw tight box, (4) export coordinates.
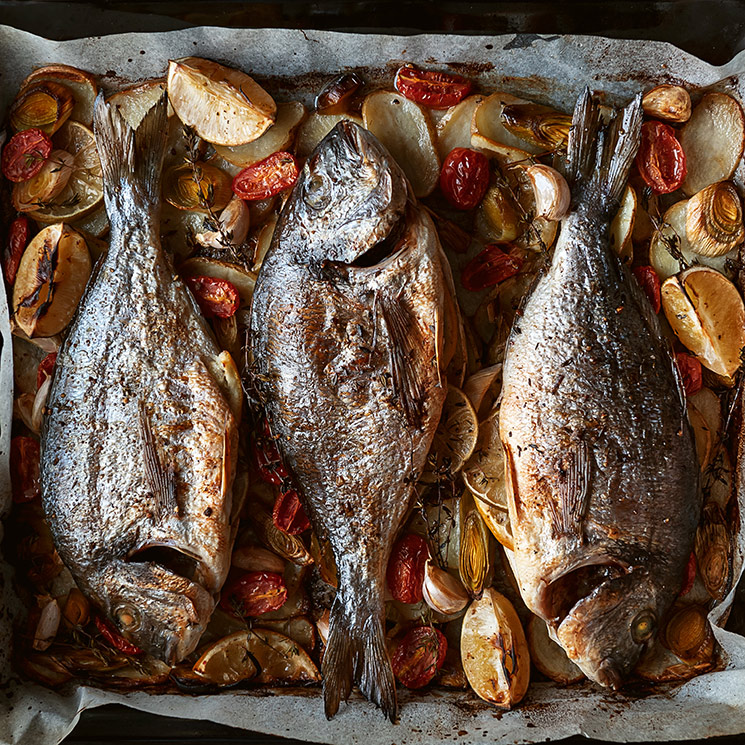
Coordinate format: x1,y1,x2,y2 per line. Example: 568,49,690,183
2,23,745,745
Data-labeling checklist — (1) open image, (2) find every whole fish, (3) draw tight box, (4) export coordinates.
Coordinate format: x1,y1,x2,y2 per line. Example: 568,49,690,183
250,121,447,720
41,96,240,663
499,90,700,687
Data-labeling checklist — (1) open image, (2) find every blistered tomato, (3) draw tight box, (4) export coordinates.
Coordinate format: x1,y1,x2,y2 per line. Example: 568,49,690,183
232,151,299,201
272,489,311,535
220,571,288,617
252,439,290,487
386,534,429,604
10,436,41,504
636,120,687,194
3,216,31,285
394,65,472,109
439,148,490,210
632,265,662,314
37,352,58,389
1,129,53,183
185,276,240,319
461,243,523,292
391,625,447,688
675,352,703,397
94,616,144,656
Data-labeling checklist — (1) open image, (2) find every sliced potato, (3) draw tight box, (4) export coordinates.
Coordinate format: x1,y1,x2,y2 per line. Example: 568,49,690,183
689,387,721,443
20,64,98,126
108,79,171,129
649,200,736,282
436,94,484,159
681,92,745,195
24,120,102,223
461,588,530,708
295,111,363,158
527,616,584,685
215,101,306,166
687,402,713,470
471,131,532,167
362,91,440,197
193,631,260,685
661,266,745,382
472,92,544,155
610,185,636,262
179,256,258,306
421,386,478,484
13,223,91,338
167,57,276,146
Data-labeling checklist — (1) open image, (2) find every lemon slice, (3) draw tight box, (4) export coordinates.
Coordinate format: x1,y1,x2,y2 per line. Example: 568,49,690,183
27,120,103,223
421,386,478,484
193,631,260,686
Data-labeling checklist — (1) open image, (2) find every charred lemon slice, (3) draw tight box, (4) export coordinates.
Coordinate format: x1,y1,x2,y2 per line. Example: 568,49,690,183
421,386,478,484
193,631,260,686
24,120,103,223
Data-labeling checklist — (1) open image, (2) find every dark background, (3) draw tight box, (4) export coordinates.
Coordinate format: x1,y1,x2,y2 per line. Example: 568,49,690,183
3,1,745,743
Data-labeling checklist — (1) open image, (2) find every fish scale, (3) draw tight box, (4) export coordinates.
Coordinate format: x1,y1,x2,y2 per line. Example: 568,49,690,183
41,95,239,664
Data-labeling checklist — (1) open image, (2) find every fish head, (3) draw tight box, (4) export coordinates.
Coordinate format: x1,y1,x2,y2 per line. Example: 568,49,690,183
96,560,214,664
289,120,409,264
549,564,665,688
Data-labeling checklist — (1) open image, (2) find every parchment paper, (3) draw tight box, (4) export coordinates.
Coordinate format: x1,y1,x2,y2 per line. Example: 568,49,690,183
2,24,745,745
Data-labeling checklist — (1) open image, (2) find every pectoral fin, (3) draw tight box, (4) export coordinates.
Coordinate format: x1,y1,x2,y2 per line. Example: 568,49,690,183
551,439,592,538
139,401,179,520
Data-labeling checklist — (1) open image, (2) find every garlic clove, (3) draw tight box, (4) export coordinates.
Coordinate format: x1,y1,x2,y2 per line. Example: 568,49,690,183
31,376,52,434
642,84,692,124
422,559,470,617
525,163,570,221
685,180,744,258
33,596,61,652
231,544,286,574
316,608,330,646
195,195,251,249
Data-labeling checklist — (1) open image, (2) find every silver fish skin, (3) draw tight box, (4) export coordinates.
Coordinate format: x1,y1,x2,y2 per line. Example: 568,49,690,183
499,90,700,688
250,121,447,721
41,96,239,664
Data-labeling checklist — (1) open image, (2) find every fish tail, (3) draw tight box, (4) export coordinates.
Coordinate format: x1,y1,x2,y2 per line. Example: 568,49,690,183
566,87,643,218
93,91,168,215
323,590,397,722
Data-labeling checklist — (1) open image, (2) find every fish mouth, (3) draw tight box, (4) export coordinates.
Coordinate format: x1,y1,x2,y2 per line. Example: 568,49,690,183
126,541,216,594
538,557,629,628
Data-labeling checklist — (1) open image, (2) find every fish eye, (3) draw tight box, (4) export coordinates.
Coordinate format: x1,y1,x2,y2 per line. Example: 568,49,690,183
303,173,331,210
631,610,657,644
116,605,142,632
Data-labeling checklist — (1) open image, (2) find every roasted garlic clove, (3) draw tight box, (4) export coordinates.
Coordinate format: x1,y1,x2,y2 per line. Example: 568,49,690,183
685,181,744,258
642,84,692,124
525,164,570,221
500,103,571,150
422,559,470,616
33,596,61,652
163,162,232,213
195,195,250,249
10,82,75,135
62,588,91,628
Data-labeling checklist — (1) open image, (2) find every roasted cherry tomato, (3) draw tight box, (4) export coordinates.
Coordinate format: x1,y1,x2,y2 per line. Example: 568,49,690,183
391,625,447,689
3,216,31,285
394,65,472,109
220,571,287,617
461,243,523,292
386,534,429,604
10,436,41,504
252,439,290,486
315,72,363,114
632,265,662,314
94,616,144,656
680,551,697,597
184,275,240,319
636,120,687,194
232,151,299,201
1,128,53,183
676,352,703,397
37,351,58,389
272,488,311,535
439,147,490,211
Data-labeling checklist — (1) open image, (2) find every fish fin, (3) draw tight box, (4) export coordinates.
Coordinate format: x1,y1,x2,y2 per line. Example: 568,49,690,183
323,593,397,722
379,290,426,428
139,402,179,519
553,439,592,537
93,92,168,212
566,88,643,218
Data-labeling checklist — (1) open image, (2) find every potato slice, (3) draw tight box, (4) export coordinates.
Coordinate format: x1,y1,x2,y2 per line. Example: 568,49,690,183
167,57,276,146
681,92,745,195
610,185,636,262
13,223,91,338
687,401,713,470
295,111,363,158
649,200,736,281
108,80,172,129
362,91,440,197
179,256,258,306
461,588,530,707
527,616,584,685
661,266,745,381
20,64,98,126
689,387,721,441
215,102,306,166
420,386,478,484
471,92,544,155
436,94,484,159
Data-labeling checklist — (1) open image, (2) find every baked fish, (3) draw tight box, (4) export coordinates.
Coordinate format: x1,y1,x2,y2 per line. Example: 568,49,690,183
499,90,700,687
250,121,446,720
41,96,240,663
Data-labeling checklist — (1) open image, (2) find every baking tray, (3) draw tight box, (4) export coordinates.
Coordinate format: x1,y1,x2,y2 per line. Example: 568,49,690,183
2,4,745,744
